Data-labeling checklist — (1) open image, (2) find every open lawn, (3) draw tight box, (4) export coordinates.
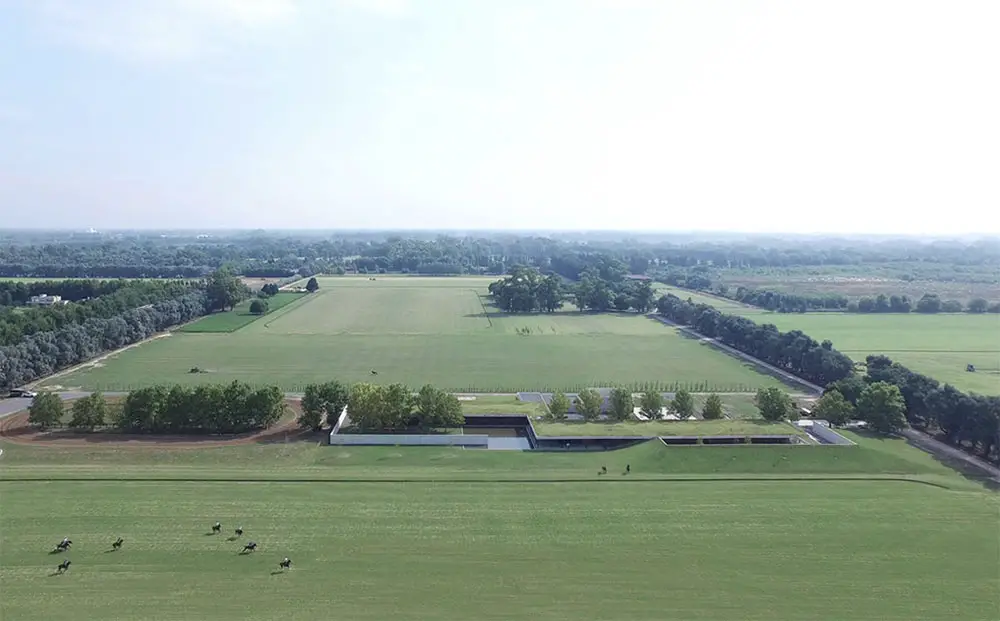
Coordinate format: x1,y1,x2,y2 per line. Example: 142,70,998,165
659,285,1000,394
41,277,795,393
178,293,307,333
0,436,997,620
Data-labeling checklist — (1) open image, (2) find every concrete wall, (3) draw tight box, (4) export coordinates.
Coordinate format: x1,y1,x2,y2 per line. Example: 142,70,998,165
803,424,856,445
328,433,489,447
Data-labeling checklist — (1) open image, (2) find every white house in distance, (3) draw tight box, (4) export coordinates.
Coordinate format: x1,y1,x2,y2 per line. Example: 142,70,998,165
27,294,67,306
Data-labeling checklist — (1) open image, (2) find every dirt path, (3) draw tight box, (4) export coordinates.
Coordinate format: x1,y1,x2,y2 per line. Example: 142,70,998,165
0,409,310,450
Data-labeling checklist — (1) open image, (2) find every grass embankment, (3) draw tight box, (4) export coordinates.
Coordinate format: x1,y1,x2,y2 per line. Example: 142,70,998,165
178,293,306,333
0,433,996,621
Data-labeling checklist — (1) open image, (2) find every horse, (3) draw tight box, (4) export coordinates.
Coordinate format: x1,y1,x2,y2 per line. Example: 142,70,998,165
279,557,292,570
242,541,257,553
370,369,378,376
55,538,72,552
212,522,222,534
56,560,71,573
112,538,123,551
234,527,243,537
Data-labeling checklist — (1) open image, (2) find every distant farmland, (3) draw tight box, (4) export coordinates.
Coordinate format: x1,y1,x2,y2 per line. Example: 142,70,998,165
658,285,1000,394
41,276,797,393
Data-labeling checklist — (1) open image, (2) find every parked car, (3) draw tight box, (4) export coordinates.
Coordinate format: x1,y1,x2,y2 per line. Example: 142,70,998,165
7,389,37,399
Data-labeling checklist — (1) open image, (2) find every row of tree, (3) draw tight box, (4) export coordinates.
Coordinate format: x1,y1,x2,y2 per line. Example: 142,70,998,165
27,381,286,434
344,383,464,431
488,266,657,314
0,292,207,390
0,279,199,347
655,293,855,387
732,288,850,312
821,356,1000,460
546,387,727,421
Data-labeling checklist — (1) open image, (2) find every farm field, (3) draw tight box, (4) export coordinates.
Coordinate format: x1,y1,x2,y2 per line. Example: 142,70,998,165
0,437,997,621
659,286,1000,394
717,265,1000,303
40,276,794,393
179,292,306,333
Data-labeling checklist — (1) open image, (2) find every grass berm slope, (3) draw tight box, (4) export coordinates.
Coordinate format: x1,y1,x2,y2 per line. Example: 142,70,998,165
1,433,998,621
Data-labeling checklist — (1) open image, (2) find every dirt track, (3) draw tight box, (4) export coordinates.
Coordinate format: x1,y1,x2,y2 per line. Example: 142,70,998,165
0,410,310,450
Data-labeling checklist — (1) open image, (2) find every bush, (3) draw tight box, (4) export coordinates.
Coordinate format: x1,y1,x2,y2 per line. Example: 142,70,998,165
249,299,268,315
27,392,63,430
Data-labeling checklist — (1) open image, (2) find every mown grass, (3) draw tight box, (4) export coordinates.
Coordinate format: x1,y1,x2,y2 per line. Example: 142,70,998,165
42,279,796,393
657,285,1000,394
459,395,548,415
0,438,997,621
178,293,306,333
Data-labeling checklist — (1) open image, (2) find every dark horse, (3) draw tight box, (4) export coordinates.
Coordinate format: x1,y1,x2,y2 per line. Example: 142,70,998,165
279,557,292,570
242,541,258,553
56,559,71,573
211,522,222,534
112,537,123,551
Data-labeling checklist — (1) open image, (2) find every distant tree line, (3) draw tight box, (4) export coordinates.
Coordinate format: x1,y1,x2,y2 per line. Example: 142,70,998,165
27,381,285,434
655,293,855,387
488,265,656,314
0,279,136,307
820,356,1000,462
5,232,998,282
0,291,207,390
0,280,199,347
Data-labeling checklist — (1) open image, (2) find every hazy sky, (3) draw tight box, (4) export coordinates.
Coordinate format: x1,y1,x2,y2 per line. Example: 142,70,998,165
1,0,997,234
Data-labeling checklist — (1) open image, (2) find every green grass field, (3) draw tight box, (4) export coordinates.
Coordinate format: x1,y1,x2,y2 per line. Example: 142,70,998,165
179,293,307,333
41,277,796,393
658,285,1000,394
1,435,997,621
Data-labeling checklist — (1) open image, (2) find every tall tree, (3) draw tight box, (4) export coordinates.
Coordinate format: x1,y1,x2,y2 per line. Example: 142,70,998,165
205,268,248,312
548,391,570,420
639,390,664,420
575,388,603,421
811,389,854,426
414,385,463,429
755,387,794,421
27,391,63,430
306,277,319,293
857,382,907,434
300,383,326,430
249,299,268,315
608,387,634,421
68,392,108,431
671,389,694,420
701,393,724,420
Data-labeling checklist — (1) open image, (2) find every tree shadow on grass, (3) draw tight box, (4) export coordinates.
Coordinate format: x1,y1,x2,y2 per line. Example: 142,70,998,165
855,428,1000,492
